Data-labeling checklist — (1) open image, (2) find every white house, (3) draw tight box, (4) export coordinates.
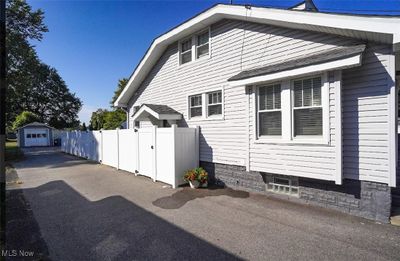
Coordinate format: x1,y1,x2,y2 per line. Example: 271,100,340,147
115,3,400,222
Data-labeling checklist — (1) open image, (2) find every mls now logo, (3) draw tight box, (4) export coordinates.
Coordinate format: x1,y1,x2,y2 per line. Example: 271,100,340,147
1,249,34,257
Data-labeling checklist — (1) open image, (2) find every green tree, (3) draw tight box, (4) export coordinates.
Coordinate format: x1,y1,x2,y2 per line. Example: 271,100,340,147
12,111,41,130
6,0,82,129
110,78,128,107
89,109,106,130
103,110,126,130
79,122,87,131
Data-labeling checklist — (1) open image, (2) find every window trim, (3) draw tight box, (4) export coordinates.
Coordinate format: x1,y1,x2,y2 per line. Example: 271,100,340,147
188,93,203,119
257,83,282,138
178,27,211,66
254,72,330,145
195,29,210,60
206,90,223,118
179,36,193,65
292,76,323,138
187,87,224,121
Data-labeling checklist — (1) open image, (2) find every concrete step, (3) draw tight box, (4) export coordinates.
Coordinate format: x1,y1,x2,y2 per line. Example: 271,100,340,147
391,207,400,226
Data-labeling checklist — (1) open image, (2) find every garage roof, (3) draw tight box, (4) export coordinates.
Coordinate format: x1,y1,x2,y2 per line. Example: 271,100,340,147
17,122,54,130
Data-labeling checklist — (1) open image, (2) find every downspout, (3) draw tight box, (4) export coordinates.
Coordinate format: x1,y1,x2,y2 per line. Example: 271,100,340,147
120,106,129,129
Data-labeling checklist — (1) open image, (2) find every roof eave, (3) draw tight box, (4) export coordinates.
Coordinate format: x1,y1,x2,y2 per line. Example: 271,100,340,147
115,4,400,106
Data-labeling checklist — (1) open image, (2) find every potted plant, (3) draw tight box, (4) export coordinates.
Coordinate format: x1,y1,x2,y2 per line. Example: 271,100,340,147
184,167,208,189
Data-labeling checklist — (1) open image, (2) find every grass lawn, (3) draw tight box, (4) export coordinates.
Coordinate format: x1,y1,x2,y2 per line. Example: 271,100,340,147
5,140,24,162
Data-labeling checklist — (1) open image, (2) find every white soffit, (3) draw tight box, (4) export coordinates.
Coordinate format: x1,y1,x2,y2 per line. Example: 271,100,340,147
115,4,400,107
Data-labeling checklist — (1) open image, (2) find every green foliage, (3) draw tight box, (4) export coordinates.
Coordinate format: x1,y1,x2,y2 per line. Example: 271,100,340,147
89,109,126,130
103,109,126,130
6,0,82,129
79,122,87,131
12,111,40,130
110,78,128,107
183,167,208,184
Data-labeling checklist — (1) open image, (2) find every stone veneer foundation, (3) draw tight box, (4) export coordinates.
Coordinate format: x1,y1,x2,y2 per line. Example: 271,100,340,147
200,161,392,223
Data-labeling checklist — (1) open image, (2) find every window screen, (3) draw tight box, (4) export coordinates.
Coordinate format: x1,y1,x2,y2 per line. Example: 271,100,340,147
258,84,281,136
293,77,322,136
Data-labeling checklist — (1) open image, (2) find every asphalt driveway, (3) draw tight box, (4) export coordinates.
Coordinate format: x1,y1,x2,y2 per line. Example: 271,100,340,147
9,148,400,260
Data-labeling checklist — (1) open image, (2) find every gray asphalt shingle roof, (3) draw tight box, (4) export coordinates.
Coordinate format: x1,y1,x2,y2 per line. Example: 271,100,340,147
141,104,181,115
228,44,366,82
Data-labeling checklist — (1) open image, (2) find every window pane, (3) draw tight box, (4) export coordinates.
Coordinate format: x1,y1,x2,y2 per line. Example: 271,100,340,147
303,79,312,107
181,39,192,52
259,87,267,110
190,107,202,117
259,111,282,136
274,85,281,109
266,87,273,110
190,95,201,106
181,51,192,64
197,31,209,46
312,78,322,106
217,92,222,103
27,134,31,138
32,134,37,138
294,80,302,107
196,44,209,58
294,108,322,136
208,104,222,116
43,133,47,138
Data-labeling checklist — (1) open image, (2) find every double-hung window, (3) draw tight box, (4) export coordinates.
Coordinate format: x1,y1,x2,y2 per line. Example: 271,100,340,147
180,38,192,64
196,31,209,59
189,94,202,118
258,84,281,136
207,91,222,116
293,77,322,136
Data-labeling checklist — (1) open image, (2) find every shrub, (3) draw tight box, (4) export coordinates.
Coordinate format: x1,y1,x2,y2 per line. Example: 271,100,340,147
183,167,208,184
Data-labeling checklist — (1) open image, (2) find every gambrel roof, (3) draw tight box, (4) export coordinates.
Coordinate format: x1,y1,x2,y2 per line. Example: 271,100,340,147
115,4,400,107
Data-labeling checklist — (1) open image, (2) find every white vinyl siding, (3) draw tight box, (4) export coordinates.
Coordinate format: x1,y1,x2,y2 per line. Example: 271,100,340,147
128,19,392,184
341,44,391,184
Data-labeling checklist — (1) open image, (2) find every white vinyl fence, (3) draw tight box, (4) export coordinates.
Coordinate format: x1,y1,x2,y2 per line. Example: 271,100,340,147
61,125,199,188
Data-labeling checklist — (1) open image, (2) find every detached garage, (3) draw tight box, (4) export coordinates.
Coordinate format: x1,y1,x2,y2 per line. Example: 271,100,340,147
17,122,54,147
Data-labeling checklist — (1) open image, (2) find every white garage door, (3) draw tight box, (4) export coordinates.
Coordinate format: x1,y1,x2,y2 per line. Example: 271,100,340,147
24,128,49,147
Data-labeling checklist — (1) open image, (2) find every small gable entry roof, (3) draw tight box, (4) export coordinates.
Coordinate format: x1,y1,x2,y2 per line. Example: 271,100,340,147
115,4,400,107
132,104,182,122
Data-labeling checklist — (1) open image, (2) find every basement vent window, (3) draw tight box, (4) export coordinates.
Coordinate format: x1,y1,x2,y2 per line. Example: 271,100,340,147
266,175,299,197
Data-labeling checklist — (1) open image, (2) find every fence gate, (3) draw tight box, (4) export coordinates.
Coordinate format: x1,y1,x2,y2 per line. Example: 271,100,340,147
138,127,155,180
